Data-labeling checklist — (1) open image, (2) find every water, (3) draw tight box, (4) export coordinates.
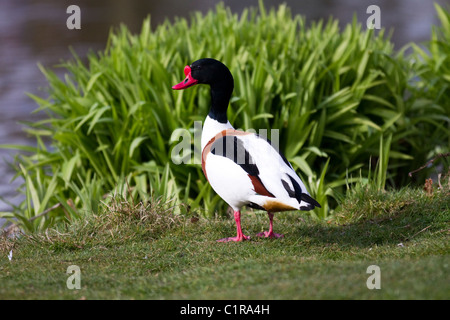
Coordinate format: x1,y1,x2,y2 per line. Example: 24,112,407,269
0,0,447,226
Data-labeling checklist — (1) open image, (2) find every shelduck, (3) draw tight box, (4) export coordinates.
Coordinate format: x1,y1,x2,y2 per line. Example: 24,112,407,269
173,58,321,242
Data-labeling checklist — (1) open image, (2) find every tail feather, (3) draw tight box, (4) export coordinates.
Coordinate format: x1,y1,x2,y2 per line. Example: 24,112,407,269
301,193,321,209
286,174,321,210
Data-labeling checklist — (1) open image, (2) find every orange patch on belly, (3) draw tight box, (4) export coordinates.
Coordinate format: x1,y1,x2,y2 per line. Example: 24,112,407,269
263,199,297,212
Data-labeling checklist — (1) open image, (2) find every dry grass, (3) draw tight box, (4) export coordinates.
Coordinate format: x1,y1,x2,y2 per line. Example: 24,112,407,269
99,195,184,236
1,195,187,254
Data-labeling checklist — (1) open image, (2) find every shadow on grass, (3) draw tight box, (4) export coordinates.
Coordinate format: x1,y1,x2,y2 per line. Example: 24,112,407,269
292,195,449,248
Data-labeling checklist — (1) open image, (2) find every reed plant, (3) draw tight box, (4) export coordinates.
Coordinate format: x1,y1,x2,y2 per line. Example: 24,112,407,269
1,1,448,232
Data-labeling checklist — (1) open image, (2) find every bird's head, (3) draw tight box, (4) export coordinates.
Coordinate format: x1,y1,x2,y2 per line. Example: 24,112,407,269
172,58,233,90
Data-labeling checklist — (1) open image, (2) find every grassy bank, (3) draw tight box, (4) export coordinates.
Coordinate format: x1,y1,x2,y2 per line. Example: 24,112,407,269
1,183,448,300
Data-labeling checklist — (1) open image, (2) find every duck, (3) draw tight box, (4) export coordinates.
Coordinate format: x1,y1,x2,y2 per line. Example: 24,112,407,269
172,58,321,242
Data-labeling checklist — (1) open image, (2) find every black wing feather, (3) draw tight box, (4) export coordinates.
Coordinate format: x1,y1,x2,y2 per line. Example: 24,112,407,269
286,175,321,210
210,135,259,176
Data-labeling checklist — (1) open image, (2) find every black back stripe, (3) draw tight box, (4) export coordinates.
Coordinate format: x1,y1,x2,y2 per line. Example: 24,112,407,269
210,135,259,176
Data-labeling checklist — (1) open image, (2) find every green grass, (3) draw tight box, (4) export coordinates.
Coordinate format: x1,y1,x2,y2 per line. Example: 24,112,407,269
1,181,448,300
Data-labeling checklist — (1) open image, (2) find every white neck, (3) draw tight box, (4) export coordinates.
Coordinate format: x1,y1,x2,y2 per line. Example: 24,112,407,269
201,115,234,151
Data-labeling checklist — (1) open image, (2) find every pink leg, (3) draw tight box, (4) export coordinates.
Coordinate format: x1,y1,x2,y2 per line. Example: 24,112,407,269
217,210,250,242
256,212,284,239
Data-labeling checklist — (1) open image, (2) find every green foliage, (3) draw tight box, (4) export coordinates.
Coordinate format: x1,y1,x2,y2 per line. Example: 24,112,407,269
409,3,450,161
1,2,449,232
